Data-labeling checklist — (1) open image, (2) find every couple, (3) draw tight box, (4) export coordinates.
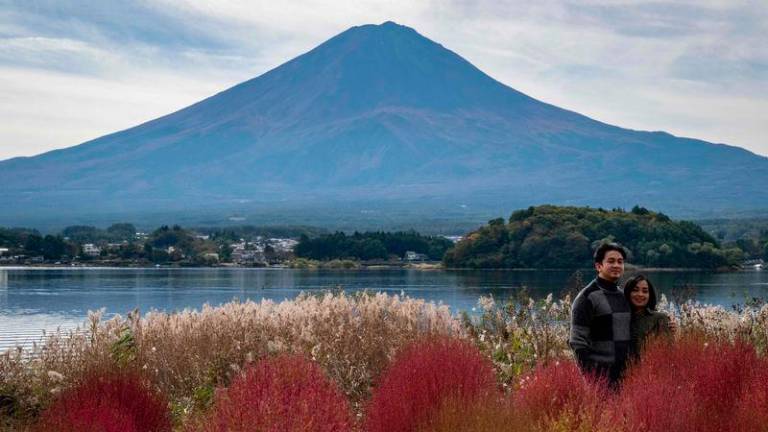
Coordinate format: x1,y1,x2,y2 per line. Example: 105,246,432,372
569,243,672,386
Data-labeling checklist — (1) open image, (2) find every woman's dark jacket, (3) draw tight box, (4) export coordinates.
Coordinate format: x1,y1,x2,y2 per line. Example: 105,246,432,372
629,309,671,357
624,276,673,357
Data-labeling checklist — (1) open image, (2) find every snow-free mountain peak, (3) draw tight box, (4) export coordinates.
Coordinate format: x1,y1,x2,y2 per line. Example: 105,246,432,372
1,22,766,228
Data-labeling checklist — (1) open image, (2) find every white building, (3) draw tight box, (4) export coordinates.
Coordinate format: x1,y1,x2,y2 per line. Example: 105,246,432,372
405,251,429,261
82,244,101,257
270,238,299,253
231,249,265,265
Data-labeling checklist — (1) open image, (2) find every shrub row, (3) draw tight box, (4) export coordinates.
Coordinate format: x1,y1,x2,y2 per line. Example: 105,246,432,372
2,291,768,430
28,334,768,432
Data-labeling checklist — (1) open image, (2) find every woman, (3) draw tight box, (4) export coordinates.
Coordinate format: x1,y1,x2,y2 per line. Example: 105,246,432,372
623,275,673,358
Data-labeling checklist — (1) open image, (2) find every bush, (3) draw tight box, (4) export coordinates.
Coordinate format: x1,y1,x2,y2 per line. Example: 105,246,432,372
5,292,768,429
364,337,497,432
33,372,170,432
512,360,610,430
733,361,768,432
0,293,459,428
416,395,525,432
198,354,353,432
616,334,760,432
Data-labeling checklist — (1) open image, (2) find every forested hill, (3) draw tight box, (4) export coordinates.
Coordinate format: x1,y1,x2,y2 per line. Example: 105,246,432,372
443,205,743,269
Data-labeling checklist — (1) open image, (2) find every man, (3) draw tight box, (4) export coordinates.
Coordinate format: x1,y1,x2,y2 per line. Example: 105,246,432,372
569,242,631,385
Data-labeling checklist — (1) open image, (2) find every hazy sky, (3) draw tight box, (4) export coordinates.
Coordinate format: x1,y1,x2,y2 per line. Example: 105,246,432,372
1,0,766,160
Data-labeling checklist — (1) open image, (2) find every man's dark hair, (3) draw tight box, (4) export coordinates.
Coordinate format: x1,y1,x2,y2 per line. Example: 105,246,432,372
593,242,627,263
624,274,657,310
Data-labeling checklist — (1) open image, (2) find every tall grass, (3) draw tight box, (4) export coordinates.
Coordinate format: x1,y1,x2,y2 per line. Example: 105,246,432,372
464,292,573,384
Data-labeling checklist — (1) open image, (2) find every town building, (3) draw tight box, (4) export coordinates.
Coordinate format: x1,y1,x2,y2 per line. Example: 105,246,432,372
82,244,101,257
405,251,429,261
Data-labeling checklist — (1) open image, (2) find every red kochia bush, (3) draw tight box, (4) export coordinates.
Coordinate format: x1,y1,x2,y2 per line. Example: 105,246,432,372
34,372,171,432
512,359,610,429
618,334,759,432
417,395,526,432
734,359,768,432
364,336,498,432
201,354,353,432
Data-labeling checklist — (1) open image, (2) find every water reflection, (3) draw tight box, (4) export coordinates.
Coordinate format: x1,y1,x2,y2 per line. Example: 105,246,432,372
0,270,7,309
0,268,766,322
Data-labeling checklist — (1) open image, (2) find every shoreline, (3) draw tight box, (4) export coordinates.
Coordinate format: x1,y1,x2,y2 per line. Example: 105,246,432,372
0,263,754,272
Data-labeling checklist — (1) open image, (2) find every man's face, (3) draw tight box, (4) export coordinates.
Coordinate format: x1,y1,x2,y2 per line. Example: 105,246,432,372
595,250,624,282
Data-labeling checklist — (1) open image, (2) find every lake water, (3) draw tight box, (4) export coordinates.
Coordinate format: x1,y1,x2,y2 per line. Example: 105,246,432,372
1,267,767,352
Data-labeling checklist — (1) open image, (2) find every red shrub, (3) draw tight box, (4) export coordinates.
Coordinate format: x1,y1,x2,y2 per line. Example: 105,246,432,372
418,395,526,432
512,359,610,430
34,372,171,432
200,354,353,432
734,358,768,432
364,336,498,432
618,334,759,432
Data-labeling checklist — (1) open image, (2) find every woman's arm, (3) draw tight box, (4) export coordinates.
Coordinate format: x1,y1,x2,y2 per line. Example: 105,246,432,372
655,313,673,336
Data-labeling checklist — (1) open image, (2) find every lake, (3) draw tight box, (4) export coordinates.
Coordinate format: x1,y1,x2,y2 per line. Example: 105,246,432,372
1,267,767,352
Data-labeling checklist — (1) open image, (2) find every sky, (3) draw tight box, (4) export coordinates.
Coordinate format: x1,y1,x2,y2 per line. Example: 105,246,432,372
0,0,766,160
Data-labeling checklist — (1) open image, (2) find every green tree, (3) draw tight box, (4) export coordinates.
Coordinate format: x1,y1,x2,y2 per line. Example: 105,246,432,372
62,225,103,243
294,231,451,261
41,235,73,260
763,241,768,261
24,234,45,256
106,223,136,241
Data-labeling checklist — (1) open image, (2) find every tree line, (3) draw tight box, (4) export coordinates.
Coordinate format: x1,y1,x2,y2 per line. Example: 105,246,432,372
2,207,765,268
294,231,454,261
443,205,751,269
0,224,211,264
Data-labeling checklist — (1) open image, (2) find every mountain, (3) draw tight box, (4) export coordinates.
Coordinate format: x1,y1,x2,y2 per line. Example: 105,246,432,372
1,21,766,229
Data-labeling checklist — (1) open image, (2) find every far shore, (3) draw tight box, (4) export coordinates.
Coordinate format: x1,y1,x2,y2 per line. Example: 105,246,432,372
0,262,751,272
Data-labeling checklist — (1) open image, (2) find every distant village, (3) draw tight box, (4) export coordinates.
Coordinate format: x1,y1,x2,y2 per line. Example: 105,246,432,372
0,235,290,267
0,224,457,267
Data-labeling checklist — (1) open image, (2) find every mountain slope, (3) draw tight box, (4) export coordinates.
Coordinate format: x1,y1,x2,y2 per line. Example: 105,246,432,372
1,21,766,225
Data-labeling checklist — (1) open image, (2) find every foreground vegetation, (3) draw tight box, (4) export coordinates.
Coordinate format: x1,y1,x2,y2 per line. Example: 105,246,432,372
444,205,750,269
1,290,767,431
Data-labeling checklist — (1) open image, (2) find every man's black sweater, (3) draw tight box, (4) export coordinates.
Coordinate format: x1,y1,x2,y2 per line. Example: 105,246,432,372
569,277,631,383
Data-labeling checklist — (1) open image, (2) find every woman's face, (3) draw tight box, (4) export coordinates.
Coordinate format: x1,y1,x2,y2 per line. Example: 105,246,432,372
630,280,650,309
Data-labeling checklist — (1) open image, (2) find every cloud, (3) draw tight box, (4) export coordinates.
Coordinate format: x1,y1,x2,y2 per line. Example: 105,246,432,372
1,1,231,50
416,0,768,154
0,35,121,75
0,65,226,158
562,1,735,38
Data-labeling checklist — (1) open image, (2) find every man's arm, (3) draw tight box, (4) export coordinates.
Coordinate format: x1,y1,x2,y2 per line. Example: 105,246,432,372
569,292,594,371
